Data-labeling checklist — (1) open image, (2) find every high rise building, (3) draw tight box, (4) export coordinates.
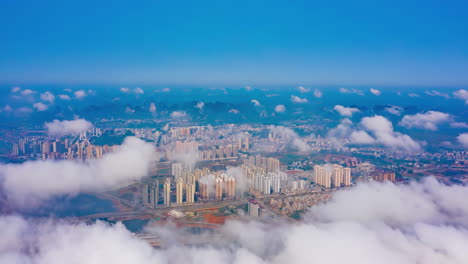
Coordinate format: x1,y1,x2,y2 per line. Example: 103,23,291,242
176,177,184,204
343,168,351,186
248,199,259,217
225,177,236,198
186,182,195,203
150,180,159,207
163,178,171,206
215,177,223,200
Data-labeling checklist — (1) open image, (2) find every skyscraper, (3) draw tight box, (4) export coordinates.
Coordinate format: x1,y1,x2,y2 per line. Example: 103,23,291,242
248,199,259,217
163,178,171,206
176,177,184,204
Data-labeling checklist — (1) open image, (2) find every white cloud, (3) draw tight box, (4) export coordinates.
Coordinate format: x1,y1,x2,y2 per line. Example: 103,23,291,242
125,107,135,113
58,94,71,100
457,133,468,149
195,102,205,110
162,87,171,92
0,137,156,207
74,90,87,99
400,111,451,131
425,90,450,99
385,106,403,116
275,105,286,113
11,86,21,93
339,88,364,96
15,107,33,115
450,122,468,129
229,109,240,114
45,119,94,137
40,91,55,103
245,86,252,91
120,87,130,93
251,99,261,106
269,126,311,152
290,95,308,103
328,119,353,139
350,130,375,144
453,89,468,104
361,115,422,152
170,111,187,119
313,89,323,98
20,89,35,96
4,178,468,263
297,86,310,93
149,103,157,114
33,102,48,111
134,87,144,94
1,105,13,112
369,88,381,96
408,93,420,97
333,105,359,117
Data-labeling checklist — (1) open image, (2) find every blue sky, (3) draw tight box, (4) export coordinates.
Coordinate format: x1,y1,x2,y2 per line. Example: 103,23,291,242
1,0,468,86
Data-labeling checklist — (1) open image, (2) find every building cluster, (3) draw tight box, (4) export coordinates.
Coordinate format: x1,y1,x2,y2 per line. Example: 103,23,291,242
169,137,249,161
11,129,117,161
313,164,352,188
372,171,396,182
240,156,287,195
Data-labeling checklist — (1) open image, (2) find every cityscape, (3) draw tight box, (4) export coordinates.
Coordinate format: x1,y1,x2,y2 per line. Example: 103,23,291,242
1,0,468,263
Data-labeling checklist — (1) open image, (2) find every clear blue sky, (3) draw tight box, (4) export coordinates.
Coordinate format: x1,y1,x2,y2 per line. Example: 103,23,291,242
1,0,468,86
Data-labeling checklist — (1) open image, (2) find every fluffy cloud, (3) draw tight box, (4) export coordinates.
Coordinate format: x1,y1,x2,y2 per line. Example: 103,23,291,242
149,103,157,114
290,95,308,103
400,111,451,131
162,88,171,92
328,116,422,152
1,105,13,112
333,105,359,117
339,88,364,96
245,86,252,91
361,115,422,152
229,109,240,114
74,90,87,99
170,111,187,119
251,99,261,106
4,178,468,263
457,133,468,149
369,88,381,96
20,89,35,96
11,86,21,93
349,130,375,144
453,89,468,104
385,105,403,115
120,87,130,93
195,102,205,110
40,91,55,103
269,126,311,152
313,89,322,98
297,86,310,93
58,94,71,100
45,119,94,137
134,87,144,94
125,107,135,113
33,102,48,111
425,90,450,99
408,93,420,98
274,105,286,113
0,137,156,207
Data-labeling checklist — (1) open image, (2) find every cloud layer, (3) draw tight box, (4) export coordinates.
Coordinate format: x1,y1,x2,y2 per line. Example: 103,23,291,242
3,178,468,263
45,119,94,137
0,137,157,207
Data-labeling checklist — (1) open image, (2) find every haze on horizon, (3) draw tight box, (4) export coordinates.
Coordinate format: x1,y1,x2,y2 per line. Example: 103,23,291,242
1,0,468,86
